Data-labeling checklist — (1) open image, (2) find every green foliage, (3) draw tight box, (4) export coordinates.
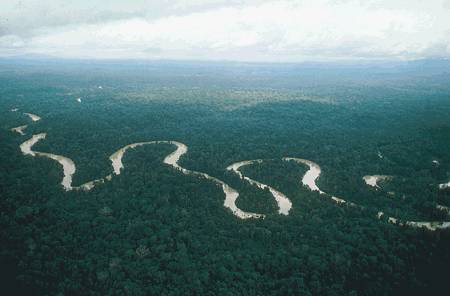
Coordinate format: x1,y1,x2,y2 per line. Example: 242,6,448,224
1,60,450,295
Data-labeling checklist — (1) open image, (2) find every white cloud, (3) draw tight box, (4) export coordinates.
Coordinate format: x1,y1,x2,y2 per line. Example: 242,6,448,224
1,0,450,61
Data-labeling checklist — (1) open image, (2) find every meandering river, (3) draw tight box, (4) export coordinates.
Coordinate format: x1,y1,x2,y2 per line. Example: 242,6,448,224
160,142,263,219
11,125,28,135
282,157,348,205
20,133,77,190
20,133,261,219
227,160,292,215
24,113,41,121
11,110,450,228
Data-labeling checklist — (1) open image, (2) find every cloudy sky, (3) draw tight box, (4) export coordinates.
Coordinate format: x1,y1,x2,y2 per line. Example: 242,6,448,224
1,0,450,62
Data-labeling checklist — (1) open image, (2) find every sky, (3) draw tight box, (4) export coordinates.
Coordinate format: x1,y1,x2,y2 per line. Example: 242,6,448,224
1,0,450,62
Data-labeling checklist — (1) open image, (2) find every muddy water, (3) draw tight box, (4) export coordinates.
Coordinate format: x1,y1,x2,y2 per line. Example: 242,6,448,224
16,112,450,227
11,125,28,135
439,181,450,190
362,175,391,188
226,160,292,215
24,113,41,121
110,140,262,219
21,135,257,218
110,141,161,175
283,157,349,206
165,142,263,219
20,133,76,190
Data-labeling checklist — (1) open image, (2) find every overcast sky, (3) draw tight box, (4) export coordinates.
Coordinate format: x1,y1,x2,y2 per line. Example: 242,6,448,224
1,0,450,62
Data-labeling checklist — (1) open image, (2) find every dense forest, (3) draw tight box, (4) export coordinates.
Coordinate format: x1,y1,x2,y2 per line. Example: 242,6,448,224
1,59,449,295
